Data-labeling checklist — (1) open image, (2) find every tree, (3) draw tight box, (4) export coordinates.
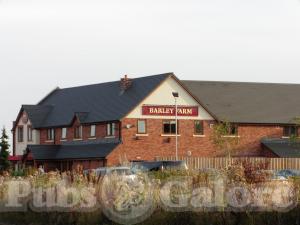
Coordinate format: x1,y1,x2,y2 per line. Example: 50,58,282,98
210,120,240,162
0,127,11,172
289,117,300,146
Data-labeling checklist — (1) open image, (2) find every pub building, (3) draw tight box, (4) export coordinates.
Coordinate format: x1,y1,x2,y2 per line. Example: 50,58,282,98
11,73,300,171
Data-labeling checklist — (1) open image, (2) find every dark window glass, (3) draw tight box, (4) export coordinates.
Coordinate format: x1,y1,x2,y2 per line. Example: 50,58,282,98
194,120,204,135
283,126,298,137
47,129,54,140
17,126,24,142
163,120,178,134
74,126,82,139
227,124,238,136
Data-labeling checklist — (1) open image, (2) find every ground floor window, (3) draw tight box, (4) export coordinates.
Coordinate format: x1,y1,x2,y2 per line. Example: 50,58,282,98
283,126,298,137
194,120,204,135
163,120,178,135
137,120,147,134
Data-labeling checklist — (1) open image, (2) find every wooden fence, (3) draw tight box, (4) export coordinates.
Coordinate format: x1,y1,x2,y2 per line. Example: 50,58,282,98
158,156,300,170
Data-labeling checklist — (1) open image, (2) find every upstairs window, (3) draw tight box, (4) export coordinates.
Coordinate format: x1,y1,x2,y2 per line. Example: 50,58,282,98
17,126,24,142
137,120,147,134
27,126,33,141
90,125,96,137
194,120,204,135
61,128,67,139
107,123,116,136
283,126,298,137
47,128,55,141
163,120,178,135
228,124,238,136
74,126,83,139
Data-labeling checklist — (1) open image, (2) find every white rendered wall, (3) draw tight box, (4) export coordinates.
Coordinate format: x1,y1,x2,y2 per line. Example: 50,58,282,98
126,76,214,120
15,111,40,156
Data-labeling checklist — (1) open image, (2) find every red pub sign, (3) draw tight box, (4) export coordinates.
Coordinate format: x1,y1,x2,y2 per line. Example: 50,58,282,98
142,105,199,117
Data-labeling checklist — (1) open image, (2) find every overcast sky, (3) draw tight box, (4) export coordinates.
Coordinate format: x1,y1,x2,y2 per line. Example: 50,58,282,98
1,0,300,150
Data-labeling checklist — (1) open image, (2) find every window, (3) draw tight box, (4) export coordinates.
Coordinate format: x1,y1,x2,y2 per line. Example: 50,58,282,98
283,126,298,137
107,123,116,136
74,126,82,139
163,120,178,135
47,128,55,141
137,120,147,134
228,124,238,136
90,125,96,137
194,120,204,135
61,128,67,139
27,126,33,141
17,126,24,142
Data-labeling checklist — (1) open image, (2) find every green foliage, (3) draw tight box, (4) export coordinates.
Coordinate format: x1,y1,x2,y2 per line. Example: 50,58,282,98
210,120,239,158
0,127,11,172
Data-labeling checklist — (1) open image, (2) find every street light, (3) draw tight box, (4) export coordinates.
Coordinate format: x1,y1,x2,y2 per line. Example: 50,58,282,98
172,92,179,160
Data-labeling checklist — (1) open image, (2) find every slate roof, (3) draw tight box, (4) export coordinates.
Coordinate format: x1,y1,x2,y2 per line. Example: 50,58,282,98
21,105,53,129
31,73,172,128
183,80,300,124
26,141,120,160
261,138,300,158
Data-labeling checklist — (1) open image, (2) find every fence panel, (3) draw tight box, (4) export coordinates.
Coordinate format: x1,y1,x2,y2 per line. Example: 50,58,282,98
158,156,300,170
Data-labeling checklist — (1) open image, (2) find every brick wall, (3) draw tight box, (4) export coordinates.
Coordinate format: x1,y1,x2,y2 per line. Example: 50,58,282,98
106,118,284,165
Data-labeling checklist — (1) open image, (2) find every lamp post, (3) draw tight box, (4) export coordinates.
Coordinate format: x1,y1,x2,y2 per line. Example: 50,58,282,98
172,92,179,161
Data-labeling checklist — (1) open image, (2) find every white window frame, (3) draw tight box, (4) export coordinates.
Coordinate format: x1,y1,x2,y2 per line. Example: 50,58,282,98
137,120,147,134
47,128,55,141
61,128,67,139
107,123,116,136
90,125,96,137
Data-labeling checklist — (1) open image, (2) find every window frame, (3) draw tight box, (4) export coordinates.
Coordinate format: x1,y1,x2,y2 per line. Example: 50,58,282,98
90,125,96,137
283,126,298,137
61,127,67,140
106,122,116,137
47,128,55,141
27,125,33,141
194,120,204,135
137,120,147,134
17,126,24,142
228,124,238,136
162,120,178,135
74,126,83,139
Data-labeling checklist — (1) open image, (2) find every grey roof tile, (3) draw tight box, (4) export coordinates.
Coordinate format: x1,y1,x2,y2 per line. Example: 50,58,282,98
35,73,171,127
27,142,119,160
261,138,300,157
183,80,300,124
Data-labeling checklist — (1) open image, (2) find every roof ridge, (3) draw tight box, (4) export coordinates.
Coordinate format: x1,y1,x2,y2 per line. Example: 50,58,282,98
58,73,173,91
182,80,300,86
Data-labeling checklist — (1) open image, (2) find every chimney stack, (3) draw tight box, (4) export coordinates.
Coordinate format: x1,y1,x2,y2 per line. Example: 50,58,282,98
120,74,132,91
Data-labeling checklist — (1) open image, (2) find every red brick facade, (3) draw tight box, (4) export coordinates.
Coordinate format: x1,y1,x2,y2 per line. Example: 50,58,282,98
106,119,286,165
